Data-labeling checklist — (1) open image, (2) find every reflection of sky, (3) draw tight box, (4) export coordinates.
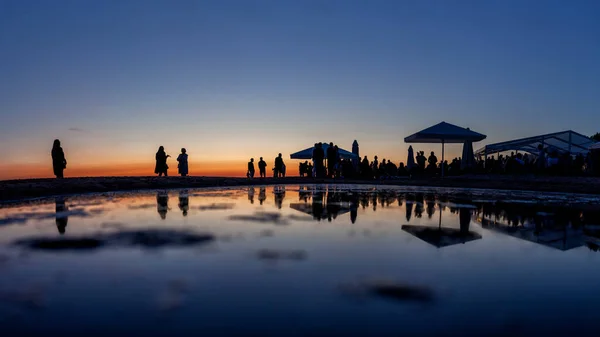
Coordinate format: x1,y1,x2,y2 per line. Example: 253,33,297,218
1,185,600,335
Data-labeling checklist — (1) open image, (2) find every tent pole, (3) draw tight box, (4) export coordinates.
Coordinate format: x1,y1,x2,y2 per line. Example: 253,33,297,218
441,140,445,177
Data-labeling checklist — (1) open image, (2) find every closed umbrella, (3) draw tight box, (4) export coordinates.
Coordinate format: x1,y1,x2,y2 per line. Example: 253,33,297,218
407,146,415,171
461,141,476,170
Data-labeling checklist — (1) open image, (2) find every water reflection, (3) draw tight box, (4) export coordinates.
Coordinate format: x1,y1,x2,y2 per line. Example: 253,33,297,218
273,186,285,209
248,187,255,204
157,192,169,220
258,187,266,205
178,190,189,216
55,197,68,234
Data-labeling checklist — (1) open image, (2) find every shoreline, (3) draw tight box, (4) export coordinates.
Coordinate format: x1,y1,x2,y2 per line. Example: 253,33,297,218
2,175,600,203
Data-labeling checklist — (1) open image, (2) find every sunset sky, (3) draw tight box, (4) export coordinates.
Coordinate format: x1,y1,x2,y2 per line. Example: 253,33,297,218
1,0,599,180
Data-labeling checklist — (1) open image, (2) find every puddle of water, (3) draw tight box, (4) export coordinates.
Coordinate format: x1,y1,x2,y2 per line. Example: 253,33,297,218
1,184,600,336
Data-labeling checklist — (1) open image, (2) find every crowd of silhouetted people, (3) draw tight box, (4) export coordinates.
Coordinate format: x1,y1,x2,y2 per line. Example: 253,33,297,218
50,139,600,179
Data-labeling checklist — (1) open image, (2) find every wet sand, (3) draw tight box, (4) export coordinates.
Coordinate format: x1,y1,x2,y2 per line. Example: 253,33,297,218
1,175,599,203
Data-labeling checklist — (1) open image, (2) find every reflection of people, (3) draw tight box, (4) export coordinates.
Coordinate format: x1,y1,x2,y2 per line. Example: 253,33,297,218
248,187,255,204
178,190,189,216
157,192,169,219
51,139,67,179
55,197,68,234
274,186,285,209
258,187,266,205
312,191,324,220
459,208,471,234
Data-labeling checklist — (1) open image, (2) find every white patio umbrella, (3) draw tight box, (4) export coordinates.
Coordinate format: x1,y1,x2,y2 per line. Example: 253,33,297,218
404,122,486,177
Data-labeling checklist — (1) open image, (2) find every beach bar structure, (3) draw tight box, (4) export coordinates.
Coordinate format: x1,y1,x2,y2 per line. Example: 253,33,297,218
475,130,595,159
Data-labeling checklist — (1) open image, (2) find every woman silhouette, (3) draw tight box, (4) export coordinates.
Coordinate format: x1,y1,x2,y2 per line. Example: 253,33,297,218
51,139,67,178
177,148,188,177
155,146,170,177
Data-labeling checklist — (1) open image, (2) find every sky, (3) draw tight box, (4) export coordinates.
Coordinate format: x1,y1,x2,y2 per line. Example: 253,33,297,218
1,0,599,179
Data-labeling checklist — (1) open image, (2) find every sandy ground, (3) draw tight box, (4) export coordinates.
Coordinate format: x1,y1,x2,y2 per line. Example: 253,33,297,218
1,175,599,202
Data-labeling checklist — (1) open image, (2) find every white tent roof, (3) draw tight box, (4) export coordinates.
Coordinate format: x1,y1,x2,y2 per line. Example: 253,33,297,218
590,142,600,150
475,130,595,157
404,122,487,144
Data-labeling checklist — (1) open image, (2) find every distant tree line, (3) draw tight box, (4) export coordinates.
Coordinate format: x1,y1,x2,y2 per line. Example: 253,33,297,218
592,133,600,142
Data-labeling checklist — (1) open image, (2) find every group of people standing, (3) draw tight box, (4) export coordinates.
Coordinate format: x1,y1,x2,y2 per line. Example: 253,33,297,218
247,154,286,179
154,146,188,177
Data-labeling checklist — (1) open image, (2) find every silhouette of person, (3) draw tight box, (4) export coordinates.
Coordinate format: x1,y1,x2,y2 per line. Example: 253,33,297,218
406,201,413,222
258,157,267,178
313,143,325,178
155,146,170,177
55,197,68,234
428,151,438,172
259,187,266,205
178,190,189,216
177,148,188,177
157,192,169,219
274,186,285,209
248,187,255,204
274,153,284,178
459,208,471,235
247,158,255,179
327,142,336,178
51,139,67,178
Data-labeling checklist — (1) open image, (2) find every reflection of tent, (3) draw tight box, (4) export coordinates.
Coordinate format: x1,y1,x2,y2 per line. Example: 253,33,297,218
404,122,486,176
475,217,585,251
401,208,482,248
290,143,358,160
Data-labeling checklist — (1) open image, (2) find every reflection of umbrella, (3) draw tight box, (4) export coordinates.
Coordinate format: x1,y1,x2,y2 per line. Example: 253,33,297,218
461,141,476,170
406,202,413,222
290,203,351,218
401,208,482,248
407,146,415,171
404,122,486,176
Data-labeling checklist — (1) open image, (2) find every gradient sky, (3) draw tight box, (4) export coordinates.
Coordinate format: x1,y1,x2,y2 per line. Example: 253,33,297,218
1,0,599,179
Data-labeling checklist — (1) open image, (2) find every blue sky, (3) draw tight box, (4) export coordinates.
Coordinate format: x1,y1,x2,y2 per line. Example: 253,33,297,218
0,0,599,176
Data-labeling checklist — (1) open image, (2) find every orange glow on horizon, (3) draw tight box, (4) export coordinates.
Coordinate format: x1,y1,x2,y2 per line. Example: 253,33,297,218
0,160,306,180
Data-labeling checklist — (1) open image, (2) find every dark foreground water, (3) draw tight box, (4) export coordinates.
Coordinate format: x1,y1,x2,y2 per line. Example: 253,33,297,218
1,184,600,337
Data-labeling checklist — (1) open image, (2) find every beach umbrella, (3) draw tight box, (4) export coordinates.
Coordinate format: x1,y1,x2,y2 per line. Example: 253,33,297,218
461,141,476,170
407,146,415,171
290,143,358,160
404,122,486,177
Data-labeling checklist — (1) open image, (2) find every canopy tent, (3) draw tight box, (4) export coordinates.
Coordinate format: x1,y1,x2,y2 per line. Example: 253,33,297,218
590,142,600,151
474,130,595,158
290,143,358,160
404,122,487,176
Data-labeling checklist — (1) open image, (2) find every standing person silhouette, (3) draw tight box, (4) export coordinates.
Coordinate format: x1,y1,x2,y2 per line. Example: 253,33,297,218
258,157,267,178
177,148,188,177
274,153,284,178
155,146,170,177
51,139,67,178
247,158,255,178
